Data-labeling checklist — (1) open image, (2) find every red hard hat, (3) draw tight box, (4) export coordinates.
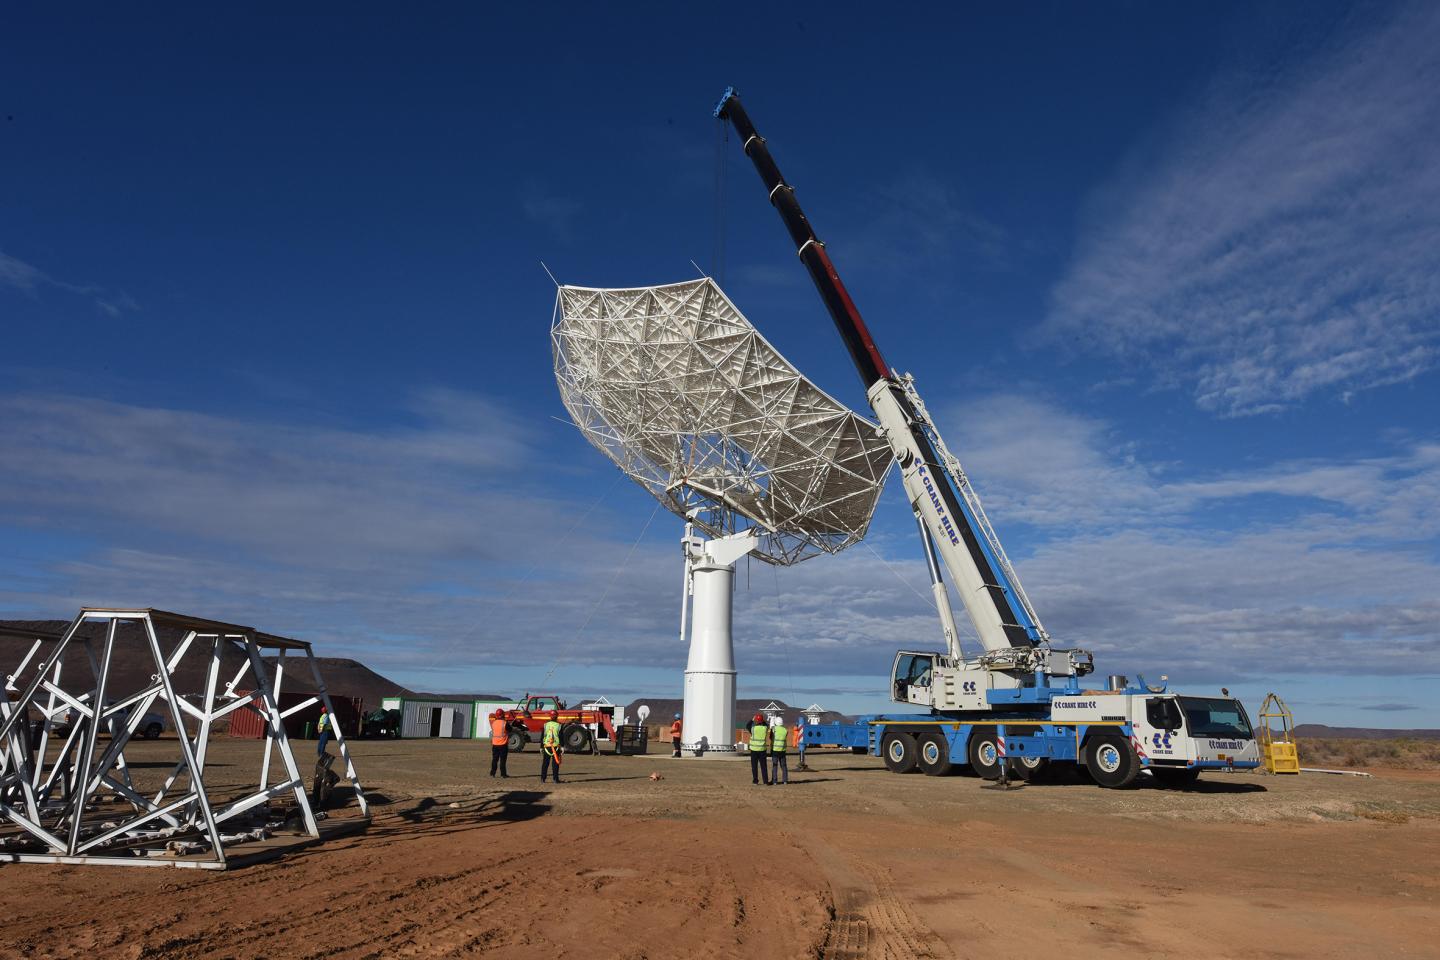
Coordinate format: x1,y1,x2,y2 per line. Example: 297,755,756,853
753,713,764,722
549,710,559,719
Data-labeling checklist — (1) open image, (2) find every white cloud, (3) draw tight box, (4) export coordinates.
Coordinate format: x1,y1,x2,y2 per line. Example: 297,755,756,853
0,249,139,317
2,388,1435,692
1044,6,1440,416
929,393,1440,680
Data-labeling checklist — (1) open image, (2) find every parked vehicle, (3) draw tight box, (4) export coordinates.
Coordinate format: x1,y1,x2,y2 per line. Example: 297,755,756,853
495,693,620,753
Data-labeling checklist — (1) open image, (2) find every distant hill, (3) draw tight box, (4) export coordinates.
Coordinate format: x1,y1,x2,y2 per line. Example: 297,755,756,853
410,692,510,702
0,621,411,713
1294,723,1440,741
1,618,253,703
624,697,851,726
263,656,413,708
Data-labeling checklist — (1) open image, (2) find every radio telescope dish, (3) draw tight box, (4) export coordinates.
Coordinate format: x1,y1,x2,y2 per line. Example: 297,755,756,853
552,278,892,565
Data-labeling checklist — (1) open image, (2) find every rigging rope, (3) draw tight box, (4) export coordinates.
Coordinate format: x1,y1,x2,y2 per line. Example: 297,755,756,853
712,118,729,284
409,471,625,684
538,495,665,687
860,539,979,650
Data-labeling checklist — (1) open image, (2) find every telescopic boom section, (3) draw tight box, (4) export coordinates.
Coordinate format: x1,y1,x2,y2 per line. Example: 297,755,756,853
714,87,1036,653
712,88,890,390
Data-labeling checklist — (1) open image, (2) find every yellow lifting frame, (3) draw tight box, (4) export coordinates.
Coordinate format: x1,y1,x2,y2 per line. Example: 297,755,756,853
1258,693,1300,774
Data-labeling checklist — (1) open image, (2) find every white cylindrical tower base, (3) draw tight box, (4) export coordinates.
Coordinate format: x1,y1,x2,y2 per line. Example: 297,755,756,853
681,558,738,755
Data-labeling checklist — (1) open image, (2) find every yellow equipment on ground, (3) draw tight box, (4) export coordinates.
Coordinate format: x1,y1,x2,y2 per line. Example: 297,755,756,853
1258,693,1300,774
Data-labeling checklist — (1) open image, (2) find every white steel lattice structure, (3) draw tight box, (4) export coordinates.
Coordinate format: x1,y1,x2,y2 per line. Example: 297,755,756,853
0,610,368,868
552,278,892,756
552,278,892,566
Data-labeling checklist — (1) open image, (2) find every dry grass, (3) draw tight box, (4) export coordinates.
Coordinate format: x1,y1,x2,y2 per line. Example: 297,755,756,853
1298,737,1440,771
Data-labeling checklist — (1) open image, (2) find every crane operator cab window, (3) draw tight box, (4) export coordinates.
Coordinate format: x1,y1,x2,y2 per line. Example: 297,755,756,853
1146,698,1184,732
1176,697,1253,739
892,652,937,706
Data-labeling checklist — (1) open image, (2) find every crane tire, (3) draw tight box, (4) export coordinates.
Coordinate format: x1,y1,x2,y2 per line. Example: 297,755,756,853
880,731,919,774
1149,767,1200,790
1086,735,1140,788
967,727,1004,780
1011,755,1049,783
917,732,953,776
507,731,527,752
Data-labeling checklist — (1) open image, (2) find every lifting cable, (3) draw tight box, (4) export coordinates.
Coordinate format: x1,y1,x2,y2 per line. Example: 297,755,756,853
860,540,980,649
768,559,798,706
712,118,729,284
411,471,625,681
537,495,665,687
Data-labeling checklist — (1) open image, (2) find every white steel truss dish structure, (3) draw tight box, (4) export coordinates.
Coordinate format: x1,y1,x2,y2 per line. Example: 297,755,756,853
553,278,893,566
0,609,369,869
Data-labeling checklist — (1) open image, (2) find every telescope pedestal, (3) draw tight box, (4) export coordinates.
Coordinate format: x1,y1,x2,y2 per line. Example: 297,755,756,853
678,529,755,756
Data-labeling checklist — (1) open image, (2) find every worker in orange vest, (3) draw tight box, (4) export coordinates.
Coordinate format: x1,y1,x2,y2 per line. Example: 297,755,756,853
670,713,683,758
489,709,510,778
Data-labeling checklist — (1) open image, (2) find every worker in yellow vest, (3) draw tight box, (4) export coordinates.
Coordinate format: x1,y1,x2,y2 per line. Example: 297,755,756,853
748,713,771,785
489,709,510,779
540,710,564,784
769,716,789,785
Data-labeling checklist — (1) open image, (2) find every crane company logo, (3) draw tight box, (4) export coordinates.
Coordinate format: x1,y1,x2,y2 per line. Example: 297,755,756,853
1151,731,1174,751
1052,700,1097,710
916,465,961,546
1207,739,1245,751
962,680,977,694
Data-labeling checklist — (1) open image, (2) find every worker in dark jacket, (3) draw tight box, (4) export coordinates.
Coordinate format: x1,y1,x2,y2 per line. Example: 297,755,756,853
748,713,771,785
316,706,334,758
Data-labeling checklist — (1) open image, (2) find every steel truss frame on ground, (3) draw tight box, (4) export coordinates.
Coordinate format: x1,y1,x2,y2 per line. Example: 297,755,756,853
0,609,369,869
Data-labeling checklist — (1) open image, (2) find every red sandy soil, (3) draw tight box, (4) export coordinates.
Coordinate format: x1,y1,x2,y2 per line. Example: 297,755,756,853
2,739,1437,959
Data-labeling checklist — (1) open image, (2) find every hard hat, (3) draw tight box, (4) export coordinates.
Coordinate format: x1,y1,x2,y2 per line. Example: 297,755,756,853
673,713,681,719
753,713,764,722
549,710,559,719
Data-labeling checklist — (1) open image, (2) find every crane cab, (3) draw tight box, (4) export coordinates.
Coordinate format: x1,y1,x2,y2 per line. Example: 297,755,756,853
891,651,1011,712
892,651,939,707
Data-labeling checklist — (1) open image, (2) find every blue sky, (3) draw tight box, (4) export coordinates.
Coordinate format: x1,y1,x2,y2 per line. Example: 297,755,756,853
2,4,1436,726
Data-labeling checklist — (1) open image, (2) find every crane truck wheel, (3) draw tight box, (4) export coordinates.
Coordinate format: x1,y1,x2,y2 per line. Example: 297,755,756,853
881,731,919,773
507,730,527,752
1149,767,1200,790
1011,755,1049,783
1085,735,1140,788
917,732,952,776
562,724,591,753
967,727,1004,780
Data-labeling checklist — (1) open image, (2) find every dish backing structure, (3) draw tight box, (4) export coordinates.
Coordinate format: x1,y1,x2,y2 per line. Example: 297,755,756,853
552,277,892,753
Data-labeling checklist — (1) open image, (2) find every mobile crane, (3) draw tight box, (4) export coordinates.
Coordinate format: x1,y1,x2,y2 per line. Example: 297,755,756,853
714,88,1259,787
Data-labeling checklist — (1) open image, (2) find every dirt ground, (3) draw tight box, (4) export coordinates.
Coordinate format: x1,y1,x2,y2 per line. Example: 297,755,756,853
3,738,1438,960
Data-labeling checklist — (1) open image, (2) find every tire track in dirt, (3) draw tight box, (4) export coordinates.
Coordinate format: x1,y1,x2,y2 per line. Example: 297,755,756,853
741,788,955,960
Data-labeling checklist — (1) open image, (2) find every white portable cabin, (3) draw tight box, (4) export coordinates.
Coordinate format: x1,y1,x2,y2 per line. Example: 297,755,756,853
470,697,521,738
389,697,475,739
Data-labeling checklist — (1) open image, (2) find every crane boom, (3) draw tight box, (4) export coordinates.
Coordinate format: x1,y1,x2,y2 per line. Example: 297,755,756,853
714,87,1039,654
